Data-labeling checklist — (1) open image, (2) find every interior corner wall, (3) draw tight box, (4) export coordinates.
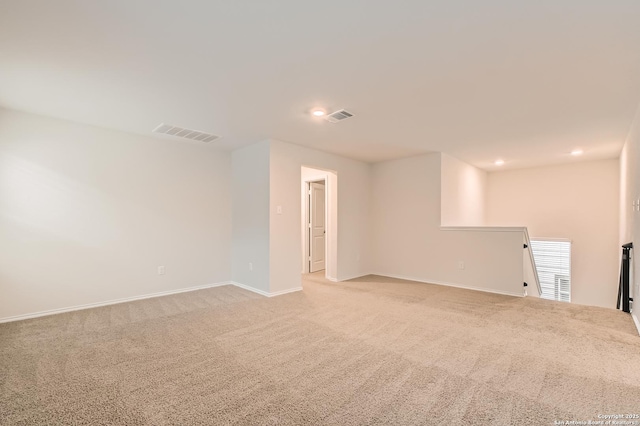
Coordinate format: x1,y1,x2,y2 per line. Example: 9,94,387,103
371,152,524,297
269,139,371,293
0,108,232,320
619,102,640,325
440,153,487,226
486,159,620,308
231,140,271,293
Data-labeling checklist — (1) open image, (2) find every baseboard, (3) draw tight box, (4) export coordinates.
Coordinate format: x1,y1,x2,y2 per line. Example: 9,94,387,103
268,287,303,297
230,281,302,297
336,273,369,282
230,281,270,297
369,272,525,298
0,281,233,324
632,312,640,337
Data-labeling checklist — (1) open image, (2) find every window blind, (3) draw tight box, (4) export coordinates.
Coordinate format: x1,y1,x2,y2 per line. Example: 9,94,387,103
530,239,571,302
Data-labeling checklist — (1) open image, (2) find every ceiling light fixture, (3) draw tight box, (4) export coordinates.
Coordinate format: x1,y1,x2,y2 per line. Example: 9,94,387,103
311,109,326,117
571,149,584,156
494,159,505,166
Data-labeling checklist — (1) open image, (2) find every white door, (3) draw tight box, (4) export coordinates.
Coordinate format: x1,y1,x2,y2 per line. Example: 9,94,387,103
309,182,326,272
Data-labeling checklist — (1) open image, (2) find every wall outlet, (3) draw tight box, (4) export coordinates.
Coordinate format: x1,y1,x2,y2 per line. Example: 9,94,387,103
276,205,283,214
249,262,253,271
457,261,465,270
158,266,166,275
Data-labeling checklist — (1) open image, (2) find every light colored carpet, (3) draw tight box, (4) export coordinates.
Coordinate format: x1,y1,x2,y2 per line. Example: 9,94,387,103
1,273,640,425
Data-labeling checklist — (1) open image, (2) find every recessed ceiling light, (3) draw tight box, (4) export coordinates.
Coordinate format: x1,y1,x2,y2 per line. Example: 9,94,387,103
311,109,326,117
494,159,505,166
571,149,584,156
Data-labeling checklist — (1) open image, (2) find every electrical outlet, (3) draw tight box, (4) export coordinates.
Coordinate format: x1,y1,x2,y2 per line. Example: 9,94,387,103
276,206,283,214
249,263,253,271
158,266,165,275
457,261,465,270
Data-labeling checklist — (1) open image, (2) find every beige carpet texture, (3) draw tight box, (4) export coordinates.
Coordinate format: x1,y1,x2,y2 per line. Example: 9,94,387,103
1,273,640,425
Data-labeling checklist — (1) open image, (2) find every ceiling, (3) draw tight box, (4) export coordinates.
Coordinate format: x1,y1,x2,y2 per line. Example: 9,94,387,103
1,1,639,170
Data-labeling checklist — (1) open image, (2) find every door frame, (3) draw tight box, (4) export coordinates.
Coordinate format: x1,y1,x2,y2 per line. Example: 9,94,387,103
301,166,337,279
306,179,326,273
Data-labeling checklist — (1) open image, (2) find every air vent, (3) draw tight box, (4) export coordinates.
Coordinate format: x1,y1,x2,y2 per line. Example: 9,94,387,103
152,123,220,143
325,109,354,123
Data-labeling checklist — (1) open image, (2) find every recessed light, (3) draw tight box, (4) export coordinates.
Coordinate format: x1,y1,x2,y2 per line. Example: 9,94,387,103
571,149,584,156
311,109,326,117
494,159,505,166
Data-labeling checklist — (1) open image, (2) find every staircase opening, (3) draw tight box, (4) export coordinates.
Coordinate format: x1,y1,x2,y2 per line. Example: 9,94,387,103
530,239,571,302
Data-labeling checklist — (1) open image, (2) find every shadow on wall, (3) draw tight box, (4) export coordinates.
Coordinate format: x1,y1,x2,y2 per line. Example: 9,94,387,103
0,153,124,246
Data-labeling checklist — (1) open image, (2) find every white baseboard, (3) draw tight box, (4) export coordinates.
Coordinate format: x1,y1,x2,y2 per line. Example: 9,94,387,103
305,272,368,283
368,272,525,298
0,273,523,324
230,281,302,297
0,280,306,324
632,312,640,337
336,273,369,282
0,281,233,324
230,281,270,297
268,286,303,297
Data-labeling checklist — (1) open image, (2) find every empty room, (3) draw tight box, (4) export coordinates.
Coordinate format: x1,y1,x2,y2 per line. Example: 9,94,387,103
1,1,640,425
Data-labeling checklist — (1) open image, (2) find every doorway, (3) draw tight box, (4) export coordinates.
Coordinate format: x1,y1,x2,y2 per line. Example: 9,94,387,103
308,180,326,273
301,166,337,280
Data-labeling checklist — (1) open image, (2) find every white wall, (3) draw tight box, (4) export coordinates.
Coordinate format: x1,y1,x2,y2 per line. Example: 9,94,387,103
269,139,371,293
0,108,232,320
371,153,525,297
4,106,624,322
620,140,633,246
486,159,620,308
441,153,487,226
231,140,271,293
619,102,640,331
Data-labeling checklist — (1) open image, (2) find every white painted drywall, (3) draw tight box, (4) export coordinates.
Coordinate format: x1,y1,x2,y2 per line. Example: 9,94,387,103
0,108,232,320
620,141,633,246
269,139,371,293
371,153,525,296
441,153,487,226
619,102,640,332
231,140,271,293
486,159,620,308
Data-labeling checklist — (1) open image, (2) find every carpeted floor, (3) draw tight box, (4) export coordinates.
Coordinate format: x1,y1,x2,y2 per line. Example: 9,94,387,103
1,273,639,425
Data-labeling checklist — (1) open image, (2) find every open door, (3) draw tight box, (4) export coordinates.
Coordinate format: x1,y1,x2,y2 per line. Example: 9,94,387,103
301,165,336,279
309,181,326,272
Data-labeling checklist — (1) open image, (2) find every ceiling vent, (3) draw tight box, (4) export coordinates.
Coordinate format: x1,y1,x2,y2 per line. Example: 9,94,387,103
152,123,220,143
325,109,354,123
